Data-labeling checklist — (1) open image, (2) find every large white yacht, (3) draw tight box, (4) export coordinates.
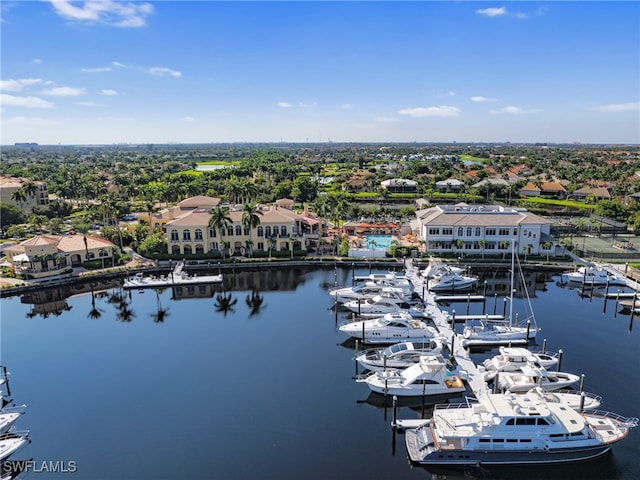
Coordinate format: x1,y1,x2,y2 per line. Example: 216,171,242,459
404,389,637,466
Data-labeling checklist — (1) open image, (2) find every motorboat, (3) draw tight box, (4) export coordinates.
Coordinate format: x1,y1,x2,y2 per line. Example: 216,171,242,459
0,430,30,462
0,406,26,435
343,294,410,316
496,364,581,392
428,271,478,293
356,354,466,397
338,311,440,344
537,388,602,411
561,264,626,286
461,317,537,347
421,257,465,279
403,389,638,466
480,347,559,381
328,284,407,304
354,272,414,295
355,339,444,372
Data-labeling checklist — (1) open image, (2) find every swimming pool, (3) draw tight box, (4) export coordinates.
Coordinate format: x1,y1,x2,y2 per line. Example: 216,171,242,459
365,235,393,250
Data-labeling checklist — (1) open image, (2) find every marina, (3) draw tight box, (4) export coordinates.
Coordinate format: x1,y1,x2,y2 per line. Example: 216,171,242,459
0,263,638,479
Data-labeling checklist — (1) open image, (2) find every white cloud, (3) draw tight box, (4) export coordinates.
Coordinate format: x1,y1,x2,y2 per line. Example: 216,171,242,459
112,61,130,69
398,105,461,117
588,102,639,112
476,7,507,17
490,105,542,114
3,116,60,127
276,102,292,108
374,116,399,123
82,66,112,73
47,0,154,28
76,101,104,107
41,86,87,96
100,89,119,96
182,116,195,123
471,96,498,102
0,78,43,92
298,101,317,108
147,67,182,78
1,94,55,109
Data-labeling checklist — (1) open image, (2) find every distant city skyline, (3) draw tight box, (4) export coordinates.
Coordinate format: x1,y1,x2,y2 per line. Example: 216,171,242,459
1,1,639,145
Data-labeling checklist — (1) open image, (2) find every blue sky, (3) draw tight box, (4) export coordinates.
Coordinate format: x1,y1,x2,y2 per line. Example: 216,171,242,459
1,1,638,145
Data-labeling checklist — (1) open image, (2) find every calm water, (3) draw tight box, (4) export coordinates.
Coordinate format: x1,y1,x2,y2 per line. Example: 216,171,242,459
0,265,639,480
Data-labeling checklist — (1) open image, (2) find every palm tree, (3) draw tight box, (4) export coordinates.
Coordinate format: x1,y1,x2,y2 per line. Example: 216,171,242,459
75,223,91,262
208,206,232,256
22,181,38,199
241,203,262,257
11,189,27,207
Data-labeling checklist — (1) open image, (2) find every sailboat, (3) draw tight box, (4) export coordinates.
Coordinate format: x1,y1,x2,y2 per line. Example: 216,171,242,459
461,241,540,347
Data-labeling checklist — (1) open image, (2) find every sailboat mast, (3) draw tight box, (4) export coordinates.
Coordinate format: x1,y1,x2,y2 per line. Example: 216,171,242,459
509,238,515,326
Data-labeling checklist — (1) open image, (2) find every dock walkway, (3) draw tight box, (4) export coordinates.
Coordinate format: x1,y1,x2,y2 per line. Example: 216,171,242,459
405,260,490,401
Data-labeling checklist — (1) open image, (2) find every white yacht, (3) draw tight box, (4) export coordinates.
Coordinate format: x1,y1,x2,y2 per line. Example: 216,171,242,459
328,284,407,304
343,294,409,316
496,364,581,392
355,339,444,372
356,354,466,397
480,347,559,381
338,311,439,344
404,389,638,466
428,271,478,293
561,264,626,286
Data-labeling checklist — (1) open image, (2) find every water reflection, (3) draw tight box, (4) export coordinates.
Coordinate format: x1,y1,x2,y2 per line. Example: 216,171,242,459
214,289,237,316
245,288,266,317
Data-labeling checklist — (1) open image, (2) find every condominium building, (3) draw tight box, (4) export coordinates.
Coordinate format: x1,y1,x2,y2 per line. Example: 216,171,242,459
164,197,321,256
0,176,49,212
412,203,554,256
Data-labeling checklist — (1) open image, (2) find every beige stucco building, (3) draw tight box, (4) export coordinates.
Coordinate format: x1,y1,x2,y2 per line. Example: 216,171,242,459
0,176,49,213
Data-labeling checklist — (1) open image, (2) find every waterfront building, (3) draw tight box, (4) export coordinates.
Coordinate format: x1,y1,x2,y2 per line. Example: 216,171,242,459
0,176,49,213
4,234,117,279
412,203,554,257
164,198,321,257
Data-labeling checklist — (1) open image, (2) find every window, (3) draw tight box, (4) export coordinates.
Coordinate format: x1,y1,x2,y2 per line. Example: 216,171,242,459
257,242,264,250
273,226,279,236
281,226,287,236
442,228,452,235
499,228,510,236
486,228,496,236
244,226,250,235
513,228,518,235
466,227,472,236
458,227,464,236
235,225,242,235
182,230,191,241
209,228,216,238
257,226,264,237
195,229,203,240
170,229,178,241
265,226,272,237
475,227,481,236
429,228,440,235
226,226,233,236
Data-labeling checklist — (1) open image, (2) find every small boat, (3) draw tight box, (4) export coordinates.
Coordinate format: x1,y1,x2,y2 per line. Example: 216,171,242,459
496,364,581,392
0,431,30,462
480,346,559,381
403,389,638,466
421,257,465,279
537,388,602,411
338,311,440,344
461,318,537,347
561,264,626,286
0,406,26,435
428,271,478,293
356,354,466,397
343,294,410,316
354,272,414,295
328,284,407,304
355,339,444,372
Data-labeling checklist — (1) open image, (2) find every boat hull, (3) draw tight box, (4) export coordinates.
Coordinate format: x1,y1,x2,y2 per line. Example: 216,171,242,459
405,429,612,466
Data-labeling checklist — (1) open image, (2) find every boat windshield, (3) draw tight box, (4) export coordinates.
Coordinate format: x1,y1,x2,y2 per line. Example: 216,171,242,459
381,343,409,356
